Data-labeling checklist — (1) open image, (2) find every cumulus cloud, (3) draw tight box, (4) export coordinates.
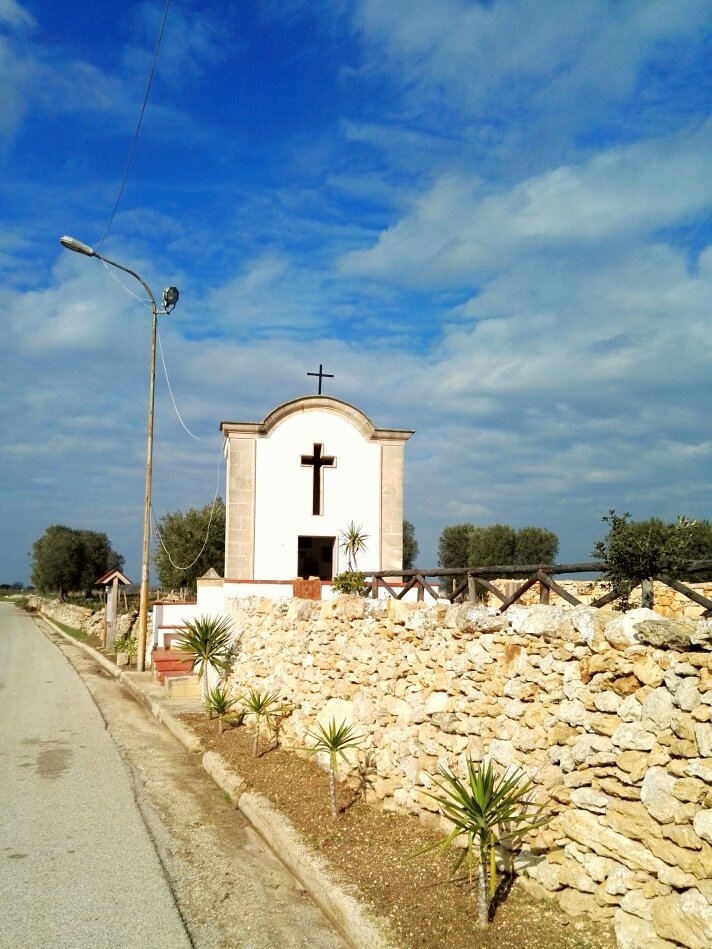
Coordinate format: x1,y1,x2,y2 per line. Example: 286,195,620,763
340,121,712,284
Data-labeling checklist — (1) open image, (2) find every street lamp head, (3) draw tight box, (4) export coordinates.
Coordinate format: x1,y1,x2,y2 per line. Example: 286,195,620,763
59,235,96,257
162,286,179,312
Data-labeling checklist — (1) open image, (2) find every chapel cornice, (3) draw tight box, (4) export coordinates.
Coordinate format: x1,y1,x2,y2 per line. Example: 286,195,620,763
220,395,414,443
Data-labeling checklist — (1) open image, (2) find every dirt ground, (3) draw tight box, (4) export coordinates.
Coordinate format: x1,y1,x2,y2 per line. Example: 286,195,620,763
182,712,617,949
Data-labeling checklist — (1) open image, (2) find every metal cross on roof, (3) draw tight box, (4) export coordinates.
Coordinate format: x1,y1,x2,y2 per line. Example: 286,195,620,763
307,363,334,395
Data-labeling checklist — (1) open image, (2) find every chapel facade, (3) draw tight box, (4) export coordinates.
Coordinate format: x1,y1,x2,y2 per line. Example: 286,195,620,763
220,396,413,581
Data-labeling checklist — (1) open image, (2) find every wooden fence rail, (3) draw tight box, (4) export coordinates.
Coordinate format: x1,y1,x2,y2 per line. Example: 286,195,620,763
362,561,712,615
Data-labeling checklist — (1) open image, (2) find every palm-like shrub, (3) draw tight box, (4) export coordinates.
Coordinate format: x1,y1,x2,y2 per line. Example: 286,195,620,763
331,570,366,596
339,522,369,571
204,683,239,733
304,718,365,818
174,614,234,700
423,758,549,930
241,688,293,757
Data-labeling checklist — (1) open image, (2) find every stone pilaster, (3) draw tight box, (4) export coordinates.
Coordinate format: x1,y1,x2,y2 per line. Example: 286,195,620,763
380,442,404,571
224,434,256,579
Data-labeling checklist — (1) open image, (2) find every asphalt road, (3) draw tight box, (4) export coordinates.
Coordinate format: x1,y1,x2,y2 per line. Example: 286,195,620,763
0,603,343,949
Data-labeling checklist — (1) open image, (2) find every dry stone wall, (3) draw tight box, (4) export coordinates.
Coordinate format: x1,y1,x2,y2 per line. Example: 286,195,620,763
225,595,712,949
27,595,139,640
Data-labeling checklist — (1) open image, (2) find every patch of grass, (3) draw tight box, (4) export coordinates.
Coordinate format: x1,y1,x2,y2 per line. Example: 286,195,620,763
52,620,87,640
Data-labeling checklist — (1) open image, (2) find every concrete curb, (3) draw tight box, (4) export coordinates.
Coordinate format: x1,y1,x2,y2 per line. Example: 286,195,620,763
119,672,204,754
36,611,397,949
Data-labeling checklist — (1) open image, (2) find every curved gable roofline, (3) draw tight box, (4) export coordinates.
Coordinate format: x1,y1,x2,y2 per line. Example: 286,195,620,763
221,395,413,443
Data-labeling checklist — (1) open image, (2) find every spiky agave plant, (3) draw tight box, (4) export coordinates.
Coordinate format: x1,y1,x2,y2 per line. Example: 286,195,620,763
174,614,234,701
241,688,292,757
204,683,238,734
304,718,365,818
422,758,549,929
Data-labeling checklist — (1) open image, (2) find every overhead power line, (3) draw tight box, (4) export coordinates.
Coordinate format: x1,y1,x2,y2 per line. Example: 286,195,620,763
97,0,172,251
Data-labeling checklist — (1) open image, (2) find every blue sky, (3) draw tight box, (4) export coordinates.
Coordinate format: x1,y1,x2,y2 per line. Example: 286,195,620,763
1,0,711,584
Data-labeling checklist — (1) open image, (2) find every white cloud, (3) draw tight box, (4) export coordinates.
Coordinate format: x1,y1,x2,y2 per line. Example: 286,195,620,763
352,0,710,124
341,121,712,284
0,0,35,29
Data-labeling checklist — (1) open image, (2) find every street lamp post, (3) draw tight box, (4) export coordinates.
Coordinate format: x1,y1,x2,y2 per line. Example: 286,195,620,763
59,236,178,672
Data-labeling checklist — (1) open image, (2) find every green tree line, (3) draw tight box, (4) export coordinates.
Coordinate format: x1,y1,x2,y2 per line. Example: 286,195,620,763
31,525,124,599
438,523,559,569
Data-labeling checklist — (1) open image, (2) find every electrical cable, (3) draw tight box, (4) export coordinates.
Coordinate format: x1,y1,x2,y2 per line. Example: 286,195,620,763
97,0,172,251
151,439,224,572
99,257,153,307
156,326,207,440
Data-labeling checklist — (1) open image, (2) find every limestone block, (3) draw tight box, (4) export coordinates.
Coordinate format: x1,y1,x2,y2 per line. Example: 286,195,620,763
613,674,642,697
424,691,449,715
620,890,653,920
556,860,597,893
571,605,616,648
558,887,613,920
640,767,678,824
596,777,641,801
593,691,622,714
677,678,702,712
694,723,712,757
662,823,704,850
633,655,664,687
618,694,643,722
612,722,656,751
606,800,662,843
641,688,675,732
605,609,662,650
507,604,574,640
637,617,707,651
673,714,697,741
487,738,515,767
526,860,564,891
559,699,590,729
615,910,678,949
686,758,712,783
454,604,506,635
616,750,648,783
589,713,618,737
605,865,636,896
693,810,712,846
657,864,697,889
583,854,620,883
569,732,610,762
570,787,609,814
558,810,665,874
651,890,712,949
386,598,414,626
648,837,712,879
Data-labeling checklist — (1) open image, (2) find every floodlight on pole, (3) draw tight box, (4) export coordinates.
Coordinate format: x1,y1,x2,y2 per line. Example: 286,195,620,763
59,235,179,672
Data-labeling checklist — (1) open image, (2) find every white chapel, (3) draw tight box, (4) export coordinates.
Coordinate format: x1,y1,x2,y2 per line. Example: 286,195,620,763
220,395,414,582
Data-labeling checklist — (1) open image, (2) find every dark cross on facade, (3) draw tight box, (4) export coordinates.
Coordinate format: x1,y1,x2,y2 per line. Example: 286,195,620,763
301,443,336,515
307,363,334,395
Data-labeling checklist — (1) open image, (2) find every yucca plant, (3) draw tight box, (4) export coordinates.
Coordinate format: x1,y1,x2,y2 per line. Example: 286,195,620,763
421,758,549,930
204,683,239,734
304,718,365,818
339,522,369,571
174,614,234,701
241,688,293,757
